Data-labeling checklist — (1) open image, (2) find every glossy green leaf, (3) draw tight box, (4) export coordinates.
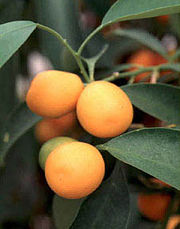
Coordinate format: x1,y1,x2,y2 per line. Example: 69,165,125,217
0,21,36,68
121,83,180,125
98,128,180,190
113,29,168,59
53,195,85,229
0,103,41,166
102,0,180,26
71,162,130,229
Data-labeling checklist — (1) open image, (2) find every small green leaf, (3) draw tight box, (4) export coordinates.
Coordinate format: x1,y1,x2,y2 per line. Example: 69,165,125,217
121,83,180,125
98,128,180,190
0,103,41,166
0,21,36,68
83,44,109,81
102,0,180,26
71,162,130,229
53,195,85,229
113,29,168,59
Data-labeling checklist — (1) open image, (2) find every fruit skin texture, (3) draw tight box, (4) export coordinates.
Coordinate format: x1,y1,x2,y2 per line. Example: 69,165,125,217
138,193,171,221
166,215,180,229
35,111,83,144
77,81,133,138
26,70,84,118
45,142,105,199
39,136,76,170
127,49,168,82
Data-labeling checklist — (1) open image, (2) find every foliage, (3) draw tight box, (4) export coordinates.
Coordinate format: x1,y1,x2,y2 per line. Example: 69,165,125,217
0,0,180,228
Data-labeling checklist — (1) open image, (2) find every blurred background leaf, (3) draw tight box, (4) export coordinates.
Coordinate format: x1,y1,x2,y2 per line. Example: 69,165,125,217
83,0,111,18
169,13,180,39
0,103,41,166
33,0,83,69
0,130,47,226
113,29,168,59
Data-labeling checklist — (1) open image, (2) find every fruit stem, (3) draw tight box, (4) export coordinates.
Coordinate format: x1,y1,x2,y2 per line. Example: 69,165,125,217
36,23,90,83
78,25,104,55
103,63,173,82
150,69,160,84
103,66,155,82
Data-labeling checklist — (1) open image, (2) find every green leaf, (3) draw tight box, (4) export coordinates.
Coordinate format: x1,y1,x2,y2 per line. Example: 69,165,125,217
97,128,180,190
169,13,180,40
0,131,40,223
71,162,130,229
102,0,180,26
0,103,41,166
83,44,109,80
53,195,85,229
121,83,180,125
0,21,36,68
113,29,168,59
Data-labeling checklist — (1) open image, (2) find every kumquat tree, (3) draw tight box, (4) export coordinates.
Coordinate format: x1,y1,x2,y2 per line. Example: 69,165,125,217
0,0,180,228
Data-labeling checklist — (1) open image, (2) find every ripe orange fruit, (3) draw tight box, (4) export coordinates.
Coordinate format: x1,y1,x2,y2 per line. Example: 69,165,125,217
45,142,105,199
26,70,84,118
166,215,180,229
156,15,169,24
35,111,83,144
77,81,133,138
127,49,168,82
39,136,76,170
138,193,171,221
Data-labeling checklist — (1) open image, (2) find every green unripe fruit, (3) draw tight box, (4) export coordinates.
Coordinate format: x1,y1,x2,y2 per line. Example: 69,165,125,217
39,136,76,170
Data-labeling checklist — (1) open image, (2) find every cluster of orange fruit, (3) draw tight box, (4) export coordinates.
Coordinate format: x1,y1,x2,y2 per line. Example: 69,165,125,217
26,70,133,199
